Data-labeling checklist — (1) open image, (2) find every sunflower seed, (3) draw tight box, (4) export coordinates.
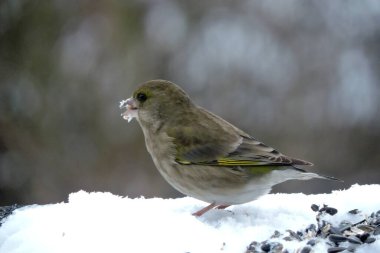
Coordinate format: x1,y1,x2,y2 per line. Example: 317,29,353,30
364,237,376,244
300,246,312,253
347,235,362,244
260,242,271,252
348,209,360,215
357,225,375,233
270,230,281,239
329,234,348,243
327,247,346,253
350,227,365,235
320,205,338,216
307,239,317,246
311,204,319,212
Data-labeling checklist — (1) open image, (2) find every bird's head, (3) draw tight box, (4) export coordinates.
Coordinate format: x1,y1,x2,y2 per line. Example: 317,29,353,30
120,80,192,128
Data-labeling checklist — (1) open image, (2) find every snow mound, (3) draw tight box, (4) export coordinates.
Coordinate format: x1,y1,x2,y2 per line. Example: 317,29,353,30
0,184,379,253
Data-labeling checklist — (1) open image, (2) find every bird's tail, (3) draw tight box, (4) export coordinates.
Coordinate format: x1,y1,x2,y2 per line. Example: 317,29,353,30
293,167,343,182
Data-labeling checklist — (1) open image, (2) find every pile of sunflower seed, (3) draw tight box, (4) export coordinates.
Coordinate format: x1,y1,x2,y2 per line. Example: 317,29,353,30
246,204,380,253
0,205,20,227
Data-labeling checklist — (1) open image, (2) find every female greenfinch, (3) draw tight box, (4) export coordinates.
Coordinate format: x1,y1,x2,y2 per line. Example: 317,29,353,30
120,80,339,216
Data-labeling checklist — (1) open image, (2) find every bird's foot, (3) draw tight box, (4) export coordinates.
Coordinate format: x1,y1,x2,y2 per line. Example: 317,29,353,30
192,203,231,216
216,205,230,210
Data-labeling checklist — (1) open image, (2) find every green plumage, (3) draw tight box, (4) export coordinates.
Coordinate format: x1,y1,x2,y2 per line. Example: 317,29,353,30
121,79,340,216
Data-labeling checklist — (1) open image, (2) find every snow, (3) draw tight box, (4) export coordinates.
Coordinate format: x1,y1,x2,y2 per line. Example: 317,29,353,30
119,99,137,122
0,184,379,253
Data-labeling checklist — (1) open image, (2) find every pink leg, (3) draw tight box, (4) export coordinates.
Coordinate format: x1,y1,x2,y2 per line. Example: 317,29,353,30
192,203,217,217
216,205,230,210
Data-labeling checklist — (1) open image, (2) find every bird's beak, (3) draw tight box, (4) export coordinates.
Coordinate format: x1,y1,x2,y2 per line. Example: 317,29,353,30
119,97,138,122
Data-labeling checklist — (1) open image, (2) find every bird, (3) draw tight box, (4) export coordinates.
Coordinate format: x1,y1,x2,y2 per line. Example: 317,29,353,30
119,80,340,216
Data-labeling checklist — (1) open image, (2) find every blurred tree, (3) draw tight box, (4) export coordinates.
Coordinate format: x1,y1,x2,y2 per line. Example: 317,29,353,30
0,0,379,205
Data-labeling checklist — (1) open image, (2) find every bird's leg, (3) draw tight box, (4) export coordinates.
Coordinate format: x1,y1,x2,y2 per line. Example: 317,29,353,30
192,203,217,217
216,205,230,210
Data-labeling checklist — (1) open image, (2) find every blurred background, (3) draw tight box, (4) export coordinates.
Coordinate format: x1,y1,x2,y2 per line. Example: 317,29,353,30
1,0,380,205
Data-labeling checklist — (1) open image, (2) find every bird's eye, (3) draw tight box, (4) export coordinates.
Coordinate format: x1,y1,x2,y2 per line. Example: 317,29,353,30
136,92,147,102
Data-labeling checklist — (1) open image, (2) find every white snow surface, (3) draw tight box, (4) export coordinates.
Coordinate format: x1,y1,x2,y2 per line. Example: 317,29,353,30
0,184,379,253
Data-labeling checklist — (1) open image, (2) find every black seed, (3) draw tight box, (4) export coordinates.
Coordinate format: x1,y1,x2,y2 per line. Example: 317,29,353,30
260,243,270,252
307,239,317,246
300,246,312,253
365,237,376,244
247,241,258,250
246,246,259,253
347,235,362,244
286,229,302,241
311,204,319,212
270,230,281,238
329,234,348,243
319,205,333,214
0,204,21,223
348,209,360,215
357,232,370,242
325,207,338,216
327,247,347,253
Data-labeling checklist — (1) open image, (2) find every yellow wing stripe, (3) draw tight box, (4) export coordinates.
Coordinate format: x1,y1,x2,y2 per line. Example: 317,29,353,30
176,158,269,166
216,159,264,166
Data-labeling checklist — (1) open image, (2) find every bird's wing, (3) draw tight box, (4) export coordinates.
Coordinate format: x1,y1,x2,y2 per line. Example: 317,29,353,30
175,135,312,167
168,124,242,164
169,107,312,167
212,136,313,166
